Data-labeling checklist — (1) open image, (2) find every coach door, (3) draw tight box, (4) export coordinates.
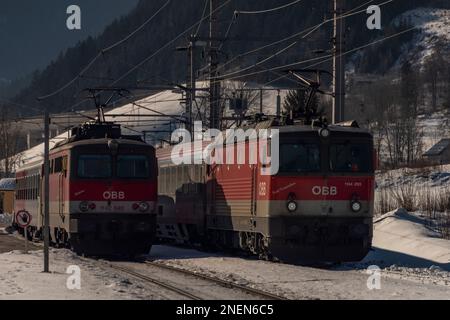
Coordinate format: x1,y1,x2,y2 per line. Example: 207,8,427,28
55,156,66,224
250,164,257,228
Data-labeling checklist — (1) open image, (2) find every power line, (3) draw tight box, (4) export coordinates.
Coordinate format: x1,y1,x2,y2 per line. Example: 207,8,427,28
195,0,210,36
213,0,394,76
107,0,232,89
102,0,172,53
236,0,303,15
215,41,299,81
219,11,238,50
221,26,416,82
58,0,233,115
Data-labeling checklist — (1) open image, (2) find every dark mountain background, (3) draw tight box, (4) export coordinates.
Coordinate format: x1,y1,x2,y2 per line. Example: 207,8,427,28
3,0,450,115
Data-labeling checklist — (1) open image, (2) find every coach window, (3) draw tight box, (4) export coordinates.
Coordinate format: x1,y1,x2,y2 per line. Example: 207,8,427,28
54,157,63,173
171,167,176,192
24,177,28,200
62,156,68,175
160,168,167,193
37,176,41,198
25,176,28,200
33,175,37,199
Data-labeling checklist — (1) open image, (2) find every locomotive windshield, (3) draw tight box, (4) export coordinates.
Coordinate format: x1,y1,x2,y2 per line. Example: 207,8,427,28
117,155,150,178
77,153,151,179
279,143,321,173
330,142,372,173
78,155,112,178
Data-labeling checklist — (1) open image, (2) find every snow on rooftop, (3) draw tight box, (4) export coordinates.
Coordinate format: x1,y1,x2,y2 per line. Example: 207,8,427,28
424,139,450,156
12,81,287,170
0,178,15,191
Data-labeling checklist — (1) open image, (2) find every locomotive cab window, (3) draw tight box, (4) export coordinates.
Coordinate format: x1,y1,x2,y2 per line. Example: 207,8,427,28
54,157,63,173
330,142,372,173
279,143,320,173
78,155,112,178
117,155,150,178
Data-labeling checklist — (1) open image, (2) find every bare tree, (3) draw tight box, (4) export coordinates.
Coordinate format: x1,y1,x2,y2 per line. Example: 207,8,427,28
423,47,444,111
0,105,22,177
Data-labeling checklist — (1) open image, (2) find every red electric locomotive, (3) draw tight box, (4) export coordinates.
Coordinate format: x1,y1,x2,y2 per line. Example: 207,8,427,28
157,119,375,263
15,122,158,256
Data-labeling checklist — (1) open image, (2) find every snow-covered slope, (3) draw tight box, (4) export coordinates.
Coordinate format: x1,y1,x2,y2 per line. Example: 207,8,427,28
394,8,450,66
365,208,450,270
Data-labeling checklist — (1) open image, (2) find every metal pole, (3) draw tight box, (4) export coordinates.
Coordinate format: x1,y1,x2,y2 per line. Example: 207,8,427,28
332,0,345,124
260,88,263,114
276,90,281,119
24,227,28,254
43,109,50,272
209,0,221,129
189,37,196,133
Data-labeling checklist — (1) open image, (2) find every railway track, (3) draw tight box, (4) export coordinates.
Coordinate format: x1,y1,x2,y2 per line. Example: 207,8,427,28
105,260,287,300
108,263,203,300
144,260,287,300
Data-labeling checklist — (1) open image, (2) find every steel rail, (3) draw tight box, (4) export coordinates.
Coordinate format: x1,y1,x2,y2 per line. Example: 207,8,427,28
108,263,203,300
145,261,287,300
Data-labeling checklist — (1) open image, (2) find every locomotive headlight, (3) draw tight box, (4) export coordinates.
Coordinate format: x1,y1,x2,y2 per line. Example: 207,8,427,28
138,202,149,212
351,201,362,213
79,201,89,213
319,128,330,138
287,201,298,212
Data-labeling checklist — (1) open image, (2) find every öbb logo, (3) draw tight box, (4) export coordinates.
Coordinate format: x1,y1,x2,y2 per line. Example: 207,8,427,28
312,186,337,196
103,191,125,200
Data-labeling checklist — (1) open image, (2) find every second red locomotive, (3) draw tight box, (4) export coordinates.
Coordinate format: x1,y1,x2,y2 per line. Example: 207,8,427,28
156,120,375,263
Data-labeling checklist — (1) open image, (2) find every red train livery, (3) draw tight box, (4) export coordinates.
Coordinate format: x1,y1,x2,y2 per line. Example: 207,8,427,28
15,123,158,256
157,120,375,263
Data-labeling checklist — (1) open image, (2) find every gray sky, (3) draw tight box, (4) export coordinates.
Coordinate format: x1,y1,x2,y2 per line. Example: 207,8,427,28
0,0,139,80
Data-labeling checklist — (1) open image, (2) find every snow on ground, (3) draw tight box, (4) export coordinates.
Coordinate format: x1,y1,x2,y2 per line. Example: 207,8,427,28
148,209,450,299
0,214,11,225
360,208,450,270
377,164,450,189
149,245,449,300
1,207,449,300
0,249,158,300
375,162,450,222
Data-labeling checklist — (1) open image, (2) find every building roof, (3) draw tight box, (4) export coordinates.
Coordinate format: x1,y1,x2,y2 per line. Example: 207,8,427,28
424,139,450,156
0,178,15,191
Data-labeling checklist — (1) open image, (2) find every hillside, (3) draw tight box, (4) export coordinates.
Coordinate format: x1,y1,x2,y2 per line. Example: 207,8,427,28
7,0,450,116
